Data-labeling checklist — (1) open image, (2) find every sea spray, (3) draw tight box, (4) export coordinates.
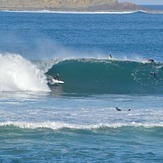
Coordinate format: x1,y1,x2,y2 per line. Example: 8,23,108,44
0,53,50,92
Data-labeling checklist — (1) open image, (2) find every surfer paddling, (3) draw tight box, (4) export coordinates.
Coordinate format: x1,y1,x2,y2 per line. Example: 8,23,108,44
116,107,122,111
115,107,131,111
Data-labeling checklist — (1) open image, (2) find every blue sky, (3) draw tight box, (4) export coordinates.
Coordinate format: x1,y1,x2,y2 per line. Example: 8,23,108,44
118,0,163,5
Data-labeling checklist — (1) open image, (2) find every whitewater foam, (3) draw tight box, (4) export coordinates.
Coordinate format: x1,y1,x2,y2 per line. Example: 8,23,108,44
0,53,50,92
2,10,148,15
1,121,163,130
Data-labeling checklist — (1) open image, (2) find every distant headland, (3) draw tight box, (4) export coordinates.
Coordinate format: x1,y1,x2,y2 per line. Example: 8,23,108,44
0,0,142,12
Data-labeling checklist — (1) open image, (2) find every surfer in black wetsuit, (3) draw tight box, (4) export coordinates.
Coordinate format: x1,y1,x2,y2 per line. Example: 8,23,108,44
116,107,131,111
148,59,155,63
149,72,157,78
53,74,60,80
108,54,113,60
116,107,122,111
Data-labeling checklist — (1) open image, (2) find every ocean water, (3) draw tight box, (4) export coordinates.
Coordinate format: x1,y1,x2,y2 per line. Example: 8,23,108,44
0,10,163,162
140,5,163,11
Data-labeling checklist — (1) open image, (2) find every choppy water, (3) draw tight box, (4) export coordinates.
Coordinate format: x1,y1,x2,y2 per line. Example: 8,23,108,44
0,10,163,162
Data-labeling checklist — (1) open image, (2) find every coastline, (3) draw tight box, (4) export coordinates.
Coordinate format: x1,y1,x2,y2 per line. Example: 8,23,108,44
0,0,162,14
1,9,163,14
0,0,141,13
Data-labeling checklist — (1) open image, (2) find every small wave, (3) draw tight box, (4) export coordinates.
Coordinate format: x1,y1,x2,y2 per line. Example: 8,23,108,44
3,9,163,15
1,10,147,15
132,10,147,14
1,121,163,130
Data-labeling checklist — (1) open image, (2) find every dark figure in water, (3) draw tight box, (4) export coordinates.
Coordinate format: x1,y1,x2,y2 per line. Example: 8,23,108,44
53,74,60,80
109,54,113,59
116,107,131,111
149,72,157,78
116,107,122,111
148,59,155,63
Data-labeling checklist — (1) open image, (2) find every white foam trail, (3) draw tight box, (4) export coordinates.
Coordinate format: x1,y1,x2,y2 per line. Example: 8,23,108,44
3,10,147,15
0,121,163,130
106,54,153,63
0,53,50,92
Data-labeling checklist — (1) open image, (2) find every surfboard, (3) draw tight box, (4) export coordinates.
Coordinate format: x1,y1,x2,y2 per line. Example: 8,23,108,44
52,79,64,84
46,75,64,85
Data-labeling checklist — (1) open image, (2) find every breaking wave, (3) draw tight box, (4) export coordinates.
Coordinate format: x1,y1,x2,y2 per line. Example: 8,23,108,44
46,58,163,95
0,54,50,92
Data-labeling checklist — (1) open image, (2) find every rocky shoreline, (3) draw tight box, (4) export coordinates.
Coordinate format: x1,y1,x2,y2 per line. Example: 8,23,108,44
0,0,141,12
